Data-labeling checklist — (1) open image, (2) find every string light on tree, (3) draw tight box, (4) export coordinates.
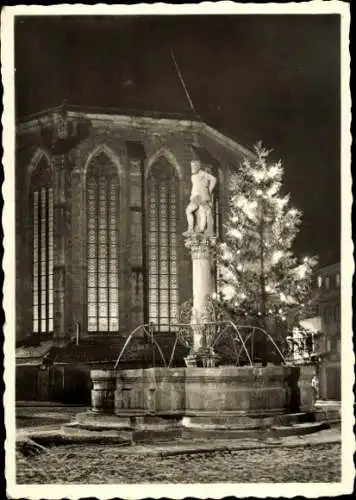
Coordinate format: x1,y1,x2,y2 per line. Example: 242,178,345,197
214,141,318,350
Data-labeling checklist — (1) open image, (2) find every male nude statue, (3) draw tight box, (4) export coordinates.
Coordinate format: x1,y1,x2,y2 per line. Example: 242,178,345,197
183,159,217,236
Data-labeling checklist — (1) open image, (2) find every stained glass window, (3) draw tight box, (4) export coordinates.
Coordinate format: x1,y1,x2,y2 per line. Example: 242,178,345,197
147,159,179,331
87,153,119,333
32,157,53,334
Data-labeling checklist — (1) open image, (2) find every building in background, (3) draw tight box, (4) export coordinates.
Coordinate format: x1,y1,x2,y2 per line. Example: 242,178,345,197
15,104,255,403
296,262,341,401
313,262,341,401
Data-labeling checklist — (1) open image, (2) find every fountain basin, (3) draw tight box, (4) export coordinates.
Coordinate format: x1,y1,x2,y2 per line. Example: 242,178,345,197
115,367,185,415
185,366,294,415
91,369,116,413
90,365,313,424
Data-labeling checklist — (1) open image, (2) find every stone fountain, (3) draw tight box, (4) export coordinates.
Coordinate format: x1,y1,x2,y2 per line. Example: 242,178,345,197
75,159,318,443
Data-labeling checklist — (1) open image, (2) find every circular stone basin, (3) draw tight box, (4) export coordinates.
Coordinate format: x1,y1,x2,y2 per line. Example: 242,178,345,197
184,366,296,416
110,365,299,418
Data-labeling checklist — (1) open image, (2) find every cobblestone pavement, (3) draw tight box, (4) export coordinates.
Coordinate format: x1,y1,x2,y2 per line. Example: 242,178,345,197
17,443,341,483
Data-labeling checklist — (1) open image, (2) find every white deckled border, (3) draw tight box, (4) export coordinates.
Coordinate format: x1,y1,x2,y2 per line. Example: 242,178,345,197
2,2,353,499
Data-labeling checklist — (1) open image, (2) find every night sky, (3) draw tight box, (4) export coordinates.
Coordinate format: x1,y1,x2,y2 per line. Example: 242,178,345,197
15,15,341,265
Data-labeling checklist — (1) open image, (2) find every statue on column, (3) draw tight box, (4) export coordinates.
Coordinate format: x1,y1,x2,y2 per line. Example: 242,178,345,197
183,160,217,237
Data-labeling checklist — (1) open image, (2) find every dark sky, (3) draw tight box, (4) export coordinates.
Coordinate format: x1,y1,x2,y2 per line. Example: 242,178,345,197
15,15,341,265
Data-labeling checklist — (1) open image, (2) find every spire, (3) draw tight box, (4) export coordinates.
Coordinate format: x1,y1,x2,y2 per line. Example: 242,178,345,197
170,49,201,121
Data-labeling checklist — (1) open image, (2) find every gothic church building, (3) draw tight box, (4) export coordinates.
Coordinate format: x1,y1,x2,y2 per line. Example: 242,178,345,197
15,106,254,402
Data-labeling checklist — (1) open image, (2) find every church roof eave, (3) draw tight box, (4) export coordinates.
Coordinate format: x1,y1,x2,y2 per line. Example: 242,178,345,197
16,104,255,162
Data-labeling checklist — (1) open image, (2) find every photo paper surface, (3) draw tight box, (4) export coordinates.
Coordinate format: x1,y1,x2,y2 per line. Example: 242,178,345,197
1,2,353,498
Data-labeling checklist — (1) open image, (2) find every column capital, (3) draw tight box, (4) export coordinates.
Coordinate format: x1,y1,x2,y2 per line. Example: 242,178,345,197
184,233,216,259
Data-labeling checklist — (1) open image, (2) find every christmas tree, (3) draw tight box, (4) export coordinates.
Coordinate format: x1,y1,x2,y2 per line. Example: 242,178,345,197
216,142,317,359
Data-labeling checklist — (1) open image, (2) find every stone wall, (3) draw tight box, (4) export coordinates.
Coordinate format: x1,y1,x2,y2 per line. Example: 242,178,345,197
17,364,95,404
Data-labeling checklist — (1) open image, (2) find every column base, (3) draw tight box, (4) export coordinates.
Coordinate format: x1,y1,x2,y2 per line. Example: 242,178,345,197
185,348,220,368
184,353,198,367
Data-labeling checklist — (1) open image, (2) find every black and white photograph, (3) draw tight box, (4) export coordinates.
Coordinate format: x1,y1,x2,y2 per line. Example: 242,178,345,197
2,2,353,498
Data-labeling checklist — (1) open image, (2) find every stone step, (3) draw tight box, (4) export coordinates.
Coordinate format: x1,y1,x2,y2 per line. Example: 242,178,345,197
55,411,332,444
63,422,182,444
181,420,329,440
314,399,340,408
114,408,184,418
63,421,131,434
19,419,331,448
74,411,182,431
312,409,341,425
75,411,132,429
61,424,133,444
133,428,182,444
182,415,274,430
181,412,317,431
75,411,313,433
270,421,329,437
63,414,183,444
181,427,265,440
274,412,315,426
17,426,132,447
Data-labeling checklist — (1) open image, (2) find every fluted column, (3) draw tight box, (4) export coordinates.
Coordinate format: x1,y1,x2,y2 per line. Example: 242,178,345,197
184,234,216,362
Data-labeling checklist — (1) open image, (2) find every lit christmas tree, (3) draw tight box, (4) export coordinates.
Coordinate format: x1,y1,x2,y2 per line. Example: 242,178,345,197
216,141,318,358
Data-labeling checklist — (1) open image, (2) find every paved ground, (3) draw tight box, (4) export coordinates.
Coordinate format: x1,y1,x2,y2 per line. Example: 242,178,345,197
15,405,342,484
16,405,86,429
16,441,341,483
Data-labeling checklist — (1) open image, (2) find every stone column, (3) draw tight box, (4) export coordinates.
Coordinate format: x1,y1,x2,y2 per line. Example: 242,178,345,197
53,155,69,345
44,104,85,345
184,234,216,365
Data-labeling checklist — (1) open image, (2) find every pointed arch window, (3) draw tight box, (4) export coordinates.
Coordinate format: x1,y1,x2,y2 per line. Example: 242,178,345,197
147,158,179,331
31,156,54,334
86,152,120,333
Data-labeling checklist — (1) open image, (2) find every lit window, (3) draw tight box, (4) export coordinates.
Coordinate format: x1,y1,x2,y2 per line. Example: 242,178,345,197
336,273,340,287
32,157,53,334
87,153,119,333
147,158,179,332
317,276,322,288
